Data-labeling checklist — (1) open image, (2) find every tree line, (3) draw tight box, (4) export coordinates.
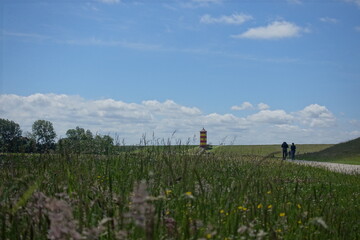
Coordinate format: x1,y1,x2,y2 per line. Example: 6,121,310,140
0,118,116,154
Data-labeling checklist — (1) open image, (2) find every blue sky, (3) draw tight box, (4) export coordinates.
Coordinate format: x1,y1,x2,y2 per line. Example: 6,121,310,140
1,0,360,145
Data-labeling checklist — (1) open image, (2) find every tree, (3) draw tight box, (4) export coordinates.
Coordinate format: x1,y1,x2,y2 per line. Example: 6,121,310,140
94,134,114,154
63,127,94,154
0,118,22,152
32,120,57,152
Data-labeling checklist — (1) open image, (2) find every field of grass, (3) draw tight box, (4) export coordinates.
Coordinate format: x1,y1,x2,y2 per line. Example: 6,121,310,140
298,137,360,165
212,144,333,159
1,145,359,240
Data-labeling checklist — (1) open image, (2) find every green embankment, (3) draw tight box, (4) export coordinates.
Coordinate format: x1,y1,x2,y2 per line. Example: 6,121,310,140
212,144,333,158
298,137,360,165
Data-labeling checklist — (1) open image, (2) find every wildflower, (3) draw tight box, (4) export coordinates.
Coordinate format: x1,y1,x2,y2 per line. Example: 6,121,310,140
237,226,247,234
237,206,243,210
257,203,263,209
267,204,272,209
242,207,248,211
267,190,271,194
257,230,267,238
83,217,112,240
46,198,82,240
166,211,170,215
128,181,155,230
298,220,302,224
310,217,328,229
276,229,282,233
165,189,172,195
220,209,225,214
185,191,194,199
297,204,301,209
206,233,212,239
165,217,177,237
279,212,286,217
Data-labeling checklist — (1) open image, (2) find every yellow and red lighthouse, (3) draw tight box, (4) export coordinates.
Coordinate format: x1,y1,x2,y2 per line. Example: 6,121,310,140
200,128,207,148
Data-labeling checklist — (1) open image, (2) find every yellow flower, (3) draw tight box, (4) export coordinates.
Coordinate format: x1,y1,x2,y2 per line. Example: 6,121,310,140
257,203,263,209
166,211,170,215
237,206,243,210
206,233,212,239
220,209,225,214
276,229,282,233
242,207,248,211
267,190,272,194
185,191,194,199
297,204,301,209
267,204,272,209
298,220,302,224
279,212,286,217
165,189,172,195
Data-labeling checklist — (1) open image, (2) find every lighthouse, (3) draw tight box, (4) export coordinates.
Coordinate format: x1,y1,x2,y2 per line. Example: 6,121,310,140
200,128,207,148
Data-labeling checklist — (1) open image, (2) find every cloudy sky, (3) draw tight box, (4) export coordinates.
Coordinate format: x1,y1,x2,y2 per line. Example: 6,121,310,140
1,0,360,145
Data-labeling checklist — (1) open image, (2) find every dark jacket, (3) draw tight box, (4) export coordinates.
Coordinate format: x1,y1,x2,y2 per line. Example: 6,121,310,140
281,142,289,150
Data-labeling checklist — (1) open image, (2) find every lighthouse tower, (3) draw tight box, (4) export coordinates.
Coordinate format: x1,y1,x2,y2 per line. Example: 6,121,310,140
200,128,207,148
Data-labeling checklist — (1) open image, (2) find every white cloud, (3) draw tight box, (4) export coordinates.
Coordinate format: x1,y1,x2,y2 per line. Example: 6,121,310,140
0,94,353,144
200,13,253,25
247,110,294,124
320,17,339,24
297,104,336,127
231,102,254,111
232,21,308,40
257,103,270,110
232,102,270,111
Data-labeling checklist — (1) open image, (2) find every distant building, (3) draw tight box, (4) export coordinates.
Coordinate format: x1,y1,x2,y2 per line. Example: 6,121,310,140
200,128,207,148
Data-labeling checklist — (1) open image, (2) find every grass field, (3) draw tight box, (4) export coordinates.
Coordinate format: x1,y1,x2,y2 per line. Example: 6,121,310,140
297,137,360,165
1,144,359,240
211,144,333,159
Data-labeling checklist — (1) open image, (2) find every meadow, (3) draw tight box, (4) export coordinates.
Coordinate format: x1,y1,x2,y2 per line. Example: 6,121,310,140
0,144,359,240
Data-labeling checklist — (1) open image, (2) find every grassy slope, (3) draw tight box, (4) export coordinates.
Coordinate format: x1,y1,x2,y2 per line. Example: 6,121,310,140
212,144,333,158
298,137,360,165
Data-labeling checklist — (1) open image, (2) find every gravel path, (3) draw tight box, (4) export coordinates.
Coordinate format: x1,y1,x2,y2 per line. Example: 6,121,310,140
286,160,360,175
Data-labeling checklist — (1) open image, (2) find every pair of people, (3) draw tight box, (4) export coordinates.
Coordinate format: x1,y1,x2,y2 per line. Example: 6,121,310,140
281,142,296,160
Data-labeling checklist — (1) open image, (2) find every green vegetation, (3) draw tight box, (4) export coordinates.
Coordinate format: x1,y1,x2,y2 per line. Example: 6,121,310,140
0,118,116,155
1,145,359,240
298,137,360,165
212,144,333,159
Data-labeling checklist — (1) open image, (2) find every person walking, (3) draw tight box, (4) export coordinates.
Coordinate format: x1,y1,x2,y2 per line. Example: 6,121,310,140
281,142,289,160
290,143,296,160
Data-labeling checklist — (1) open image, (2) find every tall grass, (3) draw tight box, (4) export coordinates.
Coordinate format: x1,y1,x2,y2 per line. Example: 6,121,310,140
0,145,359,239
